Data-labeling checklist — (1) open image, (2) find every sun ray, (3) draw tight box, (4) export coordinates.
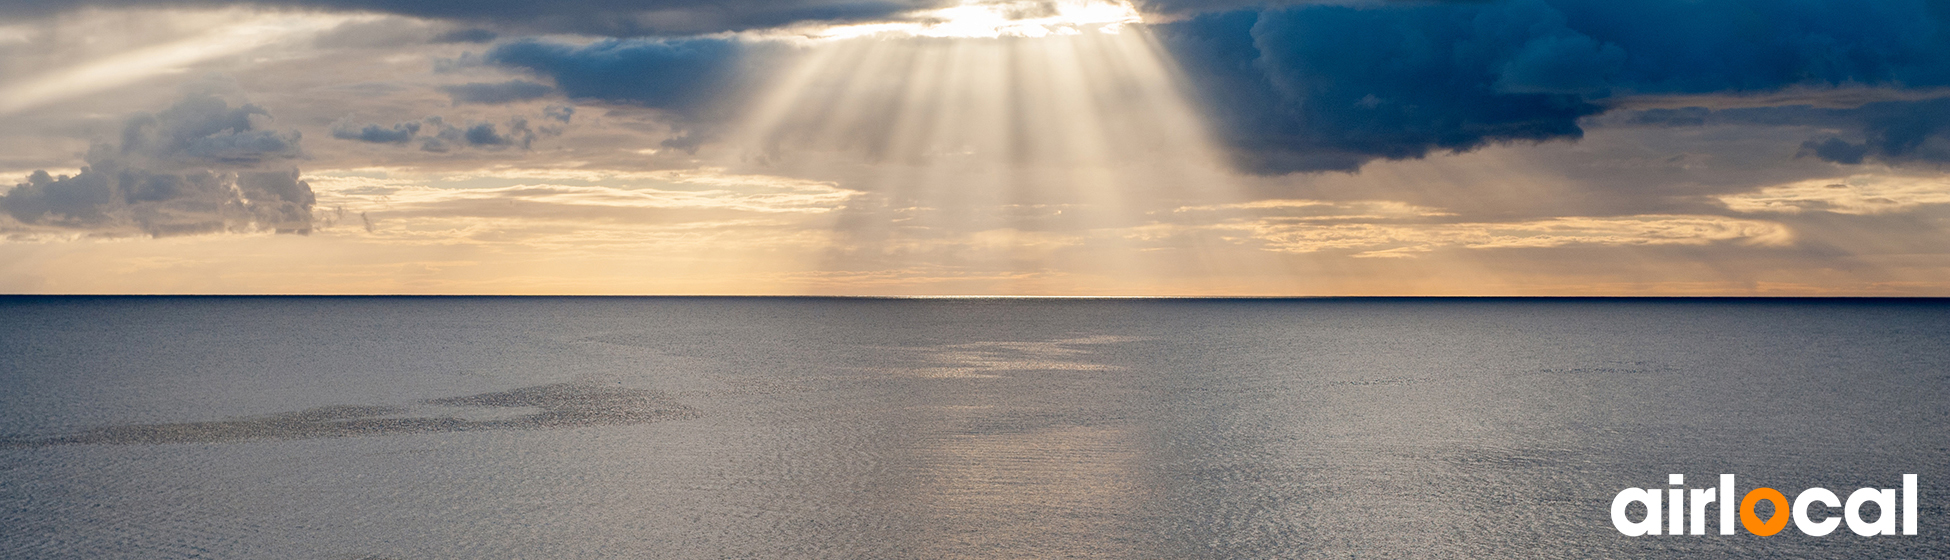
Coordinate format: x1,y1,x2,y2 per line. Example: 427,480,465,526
725,3,1285,294
0,10,355,115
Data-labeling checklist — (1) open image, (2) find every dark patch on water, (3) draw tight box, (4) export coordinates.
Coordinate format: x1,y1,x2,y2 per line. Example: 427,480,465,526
1330,376,1427,387
1528,361,1678,377
1,383,696,448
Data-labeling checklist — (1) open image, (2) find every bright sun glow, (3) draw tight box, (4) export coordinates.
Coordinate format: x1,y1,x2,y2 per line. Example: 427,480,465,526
813,0,1143,40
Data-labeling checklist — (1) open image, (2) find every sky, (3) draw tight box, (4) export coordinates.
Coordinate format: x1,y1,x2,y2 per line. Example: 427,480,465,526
1,0,1948,295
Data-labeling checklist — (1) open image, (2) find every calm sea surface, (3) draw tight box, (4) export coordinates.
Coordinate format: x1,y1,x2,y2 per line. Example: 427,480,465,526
2,297,1946,558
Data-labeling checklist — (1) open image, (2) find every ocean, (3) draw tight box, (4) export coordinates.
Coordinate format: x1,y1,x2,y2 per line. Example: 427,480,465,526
2,296,1945,558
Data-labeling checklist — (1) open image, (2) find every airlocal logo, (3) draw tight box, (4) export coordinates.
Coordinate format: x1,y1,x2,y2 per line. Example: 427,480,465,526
1612,474,1918,536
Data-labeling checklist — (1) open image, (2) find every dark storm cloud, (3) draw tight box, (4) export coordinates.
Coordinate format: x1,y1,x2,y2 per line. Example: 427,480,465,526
2,94,315,236
1156,0,1950,174
486,37,782,151
438,80,555,104
0,0,949,36
1793,98,1950,166
1156,8,1599,173
1621,107,1711,128
485,38,745,112
1614,98,1950,166
1800,138,1871,165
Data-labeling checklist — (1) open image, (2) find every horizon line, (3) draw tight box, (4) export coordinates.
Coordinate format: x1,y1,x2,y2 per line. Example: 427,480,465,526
3,294,1948,300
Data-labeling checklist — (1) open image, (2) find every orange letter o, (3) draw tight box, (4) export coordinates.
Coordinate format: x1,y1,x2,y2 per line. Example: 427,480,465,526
1741,488,1790,536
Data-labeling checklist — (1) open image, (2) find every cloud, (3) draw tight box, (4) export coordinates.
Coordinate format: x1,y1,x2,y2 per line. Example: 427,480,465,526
2,94,315,236
1188,214,1793,257
331,118,421,143
438,80,554,104
1155,0,1950,174
0,0,949,36
118,93,303,164
1794,98,1950,165
1155,6,1602,173
434,28,498,43
484,37,750,111
1172,199,1455,220
312,16,443,49
328,115,543,152
1719,175,1950,215
461,121,519,147
1134,197,1795,257
308,167,858,216
292,167,857,253
484,36,782,150
1799,138,1871,165
1613,97,1950,166
440,117,534,150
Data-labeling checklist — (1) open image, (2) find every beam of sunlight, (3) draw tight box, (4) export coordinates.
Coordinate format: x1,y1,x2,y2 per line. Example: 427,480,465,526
730,7,1277,294
0,11,354,115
